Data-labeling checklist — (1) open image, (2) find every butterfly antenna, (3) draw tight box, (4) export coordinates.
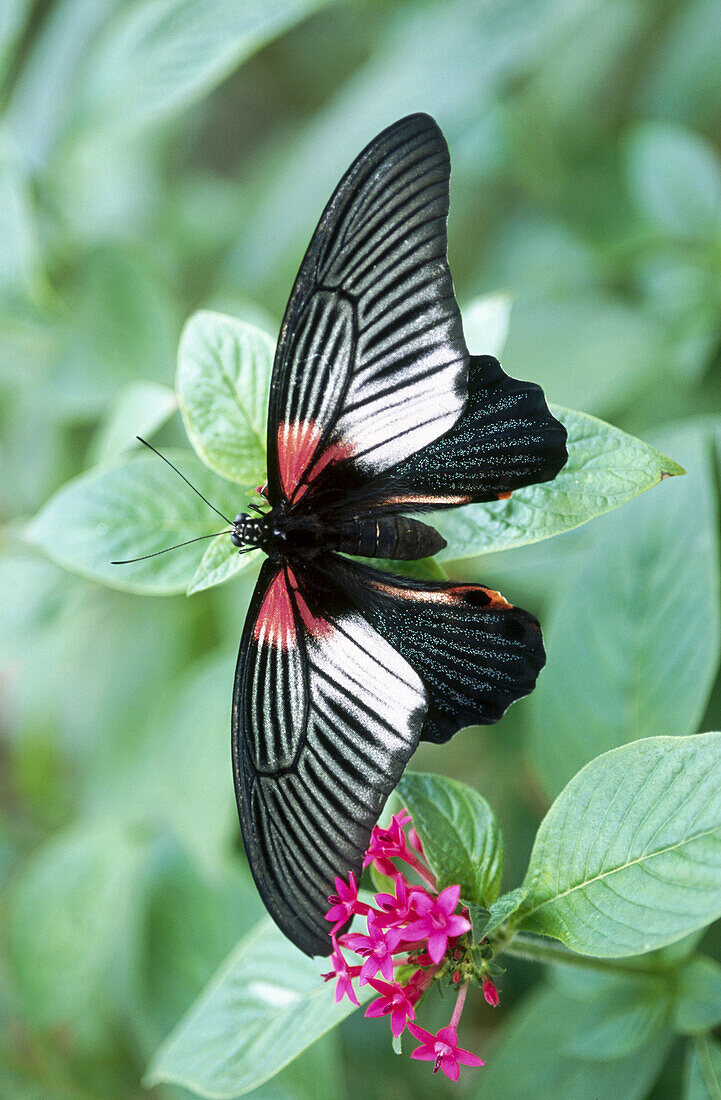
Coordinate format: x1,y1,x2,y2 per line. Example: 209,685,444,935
135,437,233,524
111,530,230,565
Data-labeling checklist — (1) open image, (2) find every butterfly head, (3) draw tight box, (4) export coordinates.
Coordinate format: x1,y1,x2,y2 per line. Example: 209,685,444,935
230,513,264,550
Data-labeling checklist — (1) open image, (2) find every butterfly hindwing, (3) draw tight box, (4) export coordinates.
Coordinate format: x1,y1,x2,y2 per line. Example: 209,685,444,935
308,555,546,744
232,557,427,956
266,112,470,508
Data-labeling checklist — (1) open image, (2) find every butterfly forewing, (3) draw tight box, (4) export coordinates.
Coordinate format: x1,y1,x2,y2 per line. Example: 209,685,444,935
266,112,469,508
233,558,427,956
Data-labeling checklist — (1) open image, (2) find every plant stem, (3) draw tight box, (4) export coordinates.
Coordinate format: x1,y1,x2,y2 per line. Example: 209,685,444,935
499,932,664,979
403,851,437,891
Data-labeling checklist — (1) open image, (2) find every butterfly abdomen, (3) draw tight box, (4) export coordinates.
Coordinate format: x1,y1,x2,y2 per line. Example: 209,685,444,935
334,515,446,560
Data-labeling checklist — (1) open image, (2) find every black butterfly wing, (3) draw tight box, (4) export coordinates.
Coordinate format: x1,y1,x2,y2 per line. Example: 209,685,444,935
232,557,427,956
328,354,569,516
266,112,470,509
305,554,546,744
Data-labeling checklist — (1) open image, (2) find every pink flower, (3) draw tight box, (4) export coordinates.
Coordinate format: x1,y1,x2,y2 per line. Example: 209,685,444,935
320,938,360,1006
407,1023,484,1082
341,920,404,983
374,874,423,927
482,977,500,1007
408,826,425,855
362,811,413,874
325,872,367,934
403,884,472,964
365,978,416,1037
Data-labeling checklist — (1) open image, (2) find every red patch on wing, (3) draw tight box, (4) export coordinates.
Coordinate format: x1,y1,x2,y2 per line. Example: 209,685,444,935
253,570,296,649
496,491,512,501
277,421,322,499
286,568,334,640
277,420,355,501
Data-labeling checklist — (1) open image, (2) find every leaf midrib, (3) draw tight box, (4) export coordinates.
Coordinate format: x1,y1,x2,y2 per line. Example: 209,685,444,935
523,820,721,920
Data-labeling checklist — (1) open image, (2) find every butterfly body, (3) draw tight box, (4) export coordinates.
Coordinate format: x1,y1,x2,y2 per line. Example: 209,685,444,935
230,113,568,956
231,504,446,561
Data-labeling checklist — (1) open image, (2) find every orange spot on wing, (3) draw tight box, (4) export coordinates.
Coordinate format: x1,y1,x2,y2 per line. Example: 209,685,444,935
370,579,512,610
496,491,512,500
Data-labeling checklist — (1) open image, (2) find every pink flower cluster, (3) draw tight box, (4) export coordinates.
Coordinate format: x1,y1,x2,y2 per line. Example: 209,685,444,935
321,810,486,1083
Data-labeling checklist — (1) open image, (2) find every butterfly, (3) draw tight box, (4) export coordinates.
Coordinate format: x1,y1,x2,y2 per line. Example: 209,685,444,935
223,113,567,956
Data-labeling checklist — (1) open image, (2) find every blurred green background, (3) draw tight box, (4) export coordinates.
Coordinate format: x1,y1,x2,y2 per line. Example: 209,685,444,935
2,1,721,1097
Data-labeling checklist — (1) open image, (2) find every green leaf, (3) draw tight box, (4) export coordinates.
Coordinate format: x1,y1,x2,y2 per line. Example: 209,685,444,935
461,292,512,357
674,957,721,1035
626,123,721,240
0,135,43,299
477,888,528,939
24,450,242,594
563,977,671,1060
178,310,272,485
0,0,33,79
499,293,665,416
435,405,684,561
684,1035,721,1100
529,421,719,795
9,823,147,1048
88,381,178,464
519,732,721,957
479,985,671,1099
135,837,263,1048
188,535,261,595
69,0,336,140
146,918,371,1098
395,771,502,905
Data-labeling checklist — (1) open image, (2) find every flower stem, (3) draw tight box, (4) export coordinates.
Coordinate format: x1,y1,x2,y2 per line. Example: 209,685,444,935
403,851,437,891
450,980,470,1029
499,932,665,979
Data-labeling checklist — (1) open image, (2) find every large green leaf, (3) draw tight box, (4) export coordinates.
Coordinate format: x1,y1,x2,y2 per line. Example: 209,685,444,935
88,381,178,464
529,421,719,795
562,977,671,1060
674,957,721,1036
188,535,262,595
625,122,721,240
476,985,671,1099
684,1036,721,1100
177,310,271,484
70,0,334,140
9,823,147,1049
435,406,683,561
518,732,721,957
24,451,243,594
396,772,502,905
146,918,371,1098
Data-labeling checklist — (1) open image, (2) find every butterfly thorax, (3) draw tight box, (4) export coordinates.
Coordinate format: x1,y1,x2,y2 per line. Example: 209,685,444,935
231,507,446,561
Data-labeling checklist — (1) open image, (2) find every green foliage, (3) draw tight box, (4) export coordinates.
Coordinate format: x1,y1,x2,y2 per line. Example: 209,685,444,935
3,1,721,1097
518,733,721,956
396,771,503,905
146,919,368,1097
24,450,241,593
477,985,672,1099
673,958,721,1036
529,421,720,795
177,310,271,485
684,1035,721,1099
436,406,683,560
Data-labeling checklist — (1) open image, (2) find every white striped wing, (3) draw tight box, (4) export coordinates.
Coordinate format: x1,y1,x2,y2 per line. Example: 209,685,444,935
232,559,427,955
